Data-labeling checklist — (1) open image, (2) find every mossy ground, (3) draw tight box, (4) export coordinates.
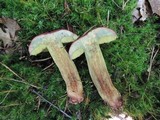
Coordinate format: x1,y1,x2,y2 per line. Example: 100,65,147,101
0,0,160,120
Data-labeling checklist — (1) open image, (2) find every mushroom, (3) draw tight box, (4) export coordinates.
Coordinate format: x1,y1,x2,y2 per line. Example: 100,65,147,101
69,27,122,109
29,29,84,104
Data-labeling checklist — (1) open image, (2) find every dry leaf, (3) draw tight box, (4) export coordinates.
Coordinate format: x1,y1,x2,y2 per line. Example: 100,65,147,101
0,28,12,47
148,0,160,16
0,17,20,39
0,27,18,54
132,0,152,23
132,8,141,23
0,17,21,54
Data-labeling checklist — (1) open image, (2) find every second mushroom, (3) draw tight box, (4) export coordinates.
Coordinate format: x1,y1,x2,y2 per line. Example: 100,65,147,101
69,27,122,109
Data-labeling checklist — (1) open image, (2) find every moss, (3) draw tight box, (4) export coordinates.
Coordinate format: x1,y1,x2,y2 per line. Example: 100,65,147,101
0,0,160,119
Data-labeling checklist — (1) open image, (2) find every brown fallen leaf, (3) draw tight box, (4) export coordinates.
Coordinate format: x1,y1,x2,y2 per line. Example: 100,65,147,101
0,27,18,54
148,0,160,16
0,28,11,47
0,17,21,39
132,0,152,23
0,17,21,54
132,8,141,23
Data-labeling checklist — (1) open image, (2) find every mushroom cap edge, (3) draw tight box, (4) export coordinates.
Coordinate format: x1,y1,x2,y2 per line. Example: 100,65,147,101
69,40,84,60
69,27,118,59
88,27,118,44
29,29,78,56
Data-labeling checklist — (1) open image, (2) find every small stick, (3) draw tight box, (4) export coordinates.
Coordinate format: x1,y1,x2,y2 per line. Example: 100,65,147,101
31,57,52,62
0,62,23,80
42,62,54,71
31,89,72,119
82,25,97,36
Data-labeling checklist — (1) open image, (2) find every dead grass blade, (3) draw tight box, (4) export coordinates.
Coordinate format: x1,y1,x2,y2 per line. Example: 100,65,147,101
0,103,20,108
0,62,40,89
30,57,52,62
42,62,54,71
0,87,13,105
147,46,159,80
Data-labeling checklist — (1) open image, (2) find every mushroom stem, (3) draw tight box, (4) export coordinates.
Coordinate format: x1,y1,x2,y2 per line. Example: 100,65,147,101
47,44,83,104
84,43,122,109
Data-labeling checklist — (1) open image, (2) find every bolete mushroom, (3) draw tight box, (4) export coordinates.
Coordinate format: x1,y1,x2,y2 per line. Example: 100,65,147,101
29,29,84,104
69,27,122,109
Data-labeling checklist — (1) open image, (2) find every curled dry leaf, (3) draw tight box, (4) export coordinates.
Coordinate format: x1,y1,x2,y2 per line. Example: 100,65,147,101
0,17,21,54
0,28,12,47
132,0,152,23
132,0,160,23
0,17,21,39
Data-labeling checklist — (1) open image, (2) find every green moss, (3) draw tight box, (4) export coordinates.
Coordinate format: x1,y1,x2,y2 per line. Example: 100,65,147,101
0,0,160,119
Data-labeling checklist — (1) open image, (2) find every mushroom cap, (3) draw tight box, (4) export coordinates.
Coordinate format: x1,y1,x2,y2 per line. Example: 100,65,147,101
69,27,118,59
29,29,78,55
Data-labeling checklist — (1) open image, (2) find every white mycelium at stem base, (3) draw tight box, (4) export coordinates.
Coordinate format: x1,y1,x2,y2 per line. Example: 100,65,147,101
29,30,84,104
69,27,122,109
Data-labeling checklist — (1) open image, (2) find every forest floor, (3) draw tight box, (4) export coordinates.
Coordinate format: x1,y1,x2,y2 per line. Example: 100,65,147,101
0,0,160,120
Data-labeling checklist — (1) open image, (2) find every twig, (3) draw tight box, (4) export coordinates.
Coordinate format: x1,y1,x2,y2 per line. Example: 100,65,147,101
47,99,55,114
0,62,40,89
31,89,72,119
30,57,52,62
0,62,24,80
0,78,40,89
0,62,39,89
147,46,159,80
82,25,97,36
42,62,54,71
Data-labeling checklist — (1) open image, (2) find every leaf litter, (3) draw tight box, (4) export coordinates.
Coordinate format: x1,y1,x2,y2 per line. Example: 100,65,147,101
0,17,21,54
132,0,160,23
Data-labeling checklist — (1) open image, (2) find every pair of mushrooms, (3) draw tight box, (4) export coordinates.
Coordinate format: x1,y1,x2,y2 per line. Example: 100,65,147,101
29,27,122,109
